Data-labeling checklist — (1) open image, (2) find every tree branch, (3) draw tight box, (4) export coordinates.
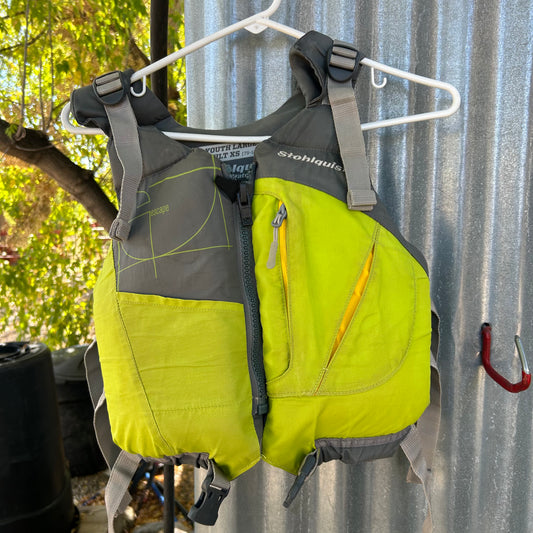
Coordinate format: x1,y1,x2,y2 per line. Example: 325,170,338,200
0,119,117,231
0,29,47,54
128,35,150,68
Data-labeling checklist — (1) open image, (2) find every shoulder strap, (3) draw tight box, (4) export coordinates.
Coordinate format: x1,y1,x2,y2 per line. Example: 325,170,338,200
91,72,143,242
289,33,377,212
326,42,377,211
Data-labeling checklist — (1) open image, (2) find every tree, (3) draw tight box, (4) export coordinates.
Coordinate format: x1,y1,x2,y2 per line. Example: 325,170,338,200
0,0,185,349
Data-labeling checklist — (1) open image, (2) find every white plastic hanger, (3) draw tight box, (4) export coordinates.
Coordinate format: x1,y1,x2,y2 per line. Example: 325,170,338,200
61,0,460,142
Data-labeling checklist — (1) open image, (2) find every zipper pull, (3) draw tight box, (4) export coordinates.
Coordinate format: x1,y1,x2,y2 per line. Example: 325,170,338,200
267,203,287,269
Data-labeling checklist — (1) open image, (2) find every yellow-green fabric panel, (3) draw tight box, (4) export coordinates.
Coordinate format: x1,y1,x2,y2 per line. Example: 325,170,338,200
253,179,378,393
93,247,260,480
252,178,431,397
253,178,432,474
262,336,430,475
94,250,169,457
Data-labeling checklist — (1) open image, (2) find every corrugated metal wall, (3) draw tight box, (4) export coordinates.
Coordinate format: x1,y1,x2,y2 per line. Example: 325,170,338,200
184,1,533,531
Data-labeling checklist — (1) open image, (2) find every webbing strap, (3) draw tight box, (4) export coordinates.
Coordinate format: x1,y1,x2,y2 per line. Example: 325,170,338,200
400,426,433,533
401,353,441,533
85,342,141,532
105,450,142,533
84,342,121,468
411,353,441,479
328,78,376,211
283,449,321,508
327,42,376,211
93,71,143,242
105,98,143,241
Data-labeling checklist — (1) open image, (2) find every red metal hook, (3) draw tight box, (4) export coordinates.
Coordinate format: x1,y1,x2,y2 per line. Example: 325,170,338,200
481,323,531,393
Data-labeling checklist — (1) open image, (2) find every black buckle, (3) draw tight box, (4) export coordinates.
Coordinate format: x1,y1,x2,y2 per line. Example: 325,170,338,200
188,462,230,526
326,41,364,83
92,71,128,106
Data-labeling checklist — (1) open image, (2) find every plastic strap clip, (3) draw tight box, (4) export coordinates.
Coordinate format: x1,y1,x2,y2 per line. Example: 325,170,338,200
188,460,230,526
327,41,364,84
93,71,128,106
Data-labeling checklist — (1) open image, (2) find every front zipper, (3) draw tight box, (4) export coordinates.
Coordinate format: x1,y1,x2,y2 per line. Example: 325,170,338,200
314,244,375,393
235,181,268,440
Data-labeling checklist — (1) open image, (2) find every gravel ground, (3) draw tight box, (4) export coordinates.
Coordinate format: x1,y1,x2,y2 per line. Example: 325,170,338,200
72,465,194,532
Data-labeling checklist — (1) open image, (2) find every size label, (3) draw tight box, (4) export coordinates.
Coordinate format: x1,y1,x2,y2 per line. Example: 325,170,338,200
200,143,256,162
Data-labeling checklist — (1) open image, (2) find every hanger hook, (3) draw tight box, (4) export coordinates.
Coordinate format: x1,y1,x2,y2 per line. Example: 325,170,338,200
480,323,531,393
130,75,147,98
370,67,387,89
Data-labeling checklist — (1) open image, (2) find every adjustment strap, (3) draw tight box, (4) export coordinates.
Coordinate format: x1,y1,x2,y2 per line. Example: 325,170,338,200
105,450,142,533
401,351,441,533
85,342,142,532
400,426,433,533
93,71,143,241
327,42,376,211
188,460,231,526
409,350,441,481
84,342,121,469
283,449,321,508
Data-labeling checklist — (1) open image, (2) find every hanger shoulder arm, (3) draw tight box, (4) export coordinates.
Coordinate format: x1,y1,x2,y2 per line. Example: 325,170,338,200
361,58,461,129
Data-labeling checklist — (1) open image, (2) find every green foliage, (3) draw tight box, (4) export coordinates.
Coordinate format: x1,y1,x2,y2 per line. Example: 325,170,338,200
0,170,105,349
0,1,187,348
0,0,186,131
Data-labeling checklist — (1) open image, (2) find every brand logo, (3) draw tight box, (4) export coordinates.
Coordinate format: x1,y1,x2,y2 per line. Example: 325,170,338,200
277,150,343,172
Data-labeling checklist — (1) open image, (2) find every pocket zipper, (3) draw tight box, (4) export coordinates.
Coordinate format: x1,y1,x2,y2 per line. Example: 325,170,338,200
314,245,375,393
267,202,287,270
331,246,374,355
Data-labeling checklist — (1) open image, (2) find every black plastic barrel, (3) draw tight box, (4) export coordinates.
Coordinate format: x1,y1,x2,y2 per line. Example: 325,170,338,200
0,342,75,533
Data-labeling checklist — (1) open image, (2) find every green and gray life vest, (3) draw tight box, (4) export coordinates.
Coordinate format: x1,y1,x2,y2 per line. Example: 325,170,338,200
72,31,440,532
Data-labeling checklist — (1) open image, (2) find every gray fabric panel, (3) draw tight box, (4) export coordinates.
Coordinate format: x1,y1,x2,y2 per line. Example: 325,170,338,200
71,70,170,135
108,126,191,195
73,76,306,142
289,31,334,106
113,148,242,302
161,93,306,144
84,341,104,410
316,426,411,465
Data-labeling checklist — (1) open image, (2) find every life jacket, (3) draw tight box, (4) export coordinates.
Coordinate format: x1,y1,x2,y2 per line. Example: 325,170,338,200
71,30,440,532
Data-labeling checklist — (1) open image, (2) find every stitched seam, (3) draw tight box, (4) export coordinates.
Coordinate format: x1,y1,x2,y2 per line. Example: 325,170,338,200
115,291,173,452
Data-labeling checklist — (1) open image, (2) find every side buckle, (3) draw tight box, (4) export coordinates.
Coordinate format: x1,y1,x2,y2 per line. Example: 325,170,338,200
92,71,128,106
188,461,230,526
327,41,364,84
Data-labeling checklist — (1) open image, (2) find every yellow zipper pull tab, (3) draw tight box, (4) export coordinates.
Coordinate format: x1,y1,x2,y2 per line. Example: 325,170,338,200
267,203,287,269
